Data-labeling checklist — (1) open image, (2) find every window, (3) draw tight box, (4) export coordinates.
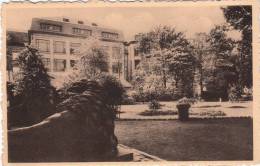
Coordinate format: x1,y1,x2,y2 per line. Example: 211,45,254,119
12,60,19,68
40,23,62,32
36,39,50,52
53,59,66,72
72,28,92,36
102,46,109,55
70,43,81,55
42,58,51,71
54,41,66,54
112,62,122,74
134,48,139,56
101,32,119,40
70,60,78,68
112,47,121,60
63,18,70,22
78,21,84,24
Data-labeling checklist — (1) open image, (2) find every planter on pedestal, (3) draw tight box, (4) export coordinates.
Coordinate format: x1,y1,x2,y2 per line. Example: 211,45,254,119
176,103,190,121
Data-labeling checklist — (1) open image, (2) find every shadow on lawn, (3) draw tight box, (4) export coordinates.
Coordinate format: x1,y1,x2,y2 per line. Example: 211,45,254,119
115,117,253,161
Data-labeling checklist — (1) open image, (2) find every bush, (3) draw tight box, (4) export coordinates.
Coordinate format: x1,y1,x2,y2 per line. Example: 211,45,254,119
8,47,56,127
139,110,178,116
99,75,125,108
228,85,240,102
148,99,161,110
121,94,135,105
131,87,181,102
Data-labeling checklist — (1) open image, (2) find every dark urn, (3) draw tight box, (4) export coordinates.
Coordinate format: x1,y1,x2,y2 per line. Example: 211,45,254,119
176,103,191,121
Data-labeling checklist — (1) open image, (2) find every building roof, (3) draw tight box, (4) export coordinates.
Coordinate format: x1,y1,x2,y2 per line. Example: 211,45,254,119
30,17,124,42
7,30,29,46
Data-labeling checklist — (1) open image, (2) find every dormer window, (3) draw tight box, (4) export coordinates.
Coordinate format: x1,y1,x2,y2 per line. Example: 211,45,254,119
72,28,92,36
102,32,119,40
40,23,62,32
63,18,70,22
78,21,84,24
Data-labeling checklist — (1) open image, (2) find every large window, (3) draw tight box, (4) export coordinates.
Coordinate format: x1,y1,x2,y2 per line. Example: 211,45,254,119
42,58,51,71
101,46,109,56
112,47,121,60
40,23,62,32
54,41,66,54
72,28,92,36
102,32,119,40
70,43,81,55
53,59,66,72
36,39,50,53
112,62,122,74
134,48,139,56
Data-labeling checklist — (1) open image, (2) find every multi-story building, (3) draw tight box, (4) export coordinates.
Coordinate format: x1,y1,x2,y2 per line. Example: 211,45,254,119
6,30,29,82
125,35,143,80
28,17,129,87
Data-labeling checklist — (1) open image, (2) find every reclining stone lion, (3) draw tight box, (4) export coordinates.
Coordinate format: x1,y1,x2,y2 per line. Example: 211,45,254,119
8,80,118,162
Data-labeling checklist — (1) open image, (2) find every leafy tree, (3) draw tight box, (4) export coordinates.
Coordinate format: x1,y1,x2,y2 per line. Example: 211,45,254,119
191,33,210,97
63,45,109,89
168,52,196,97
11,46,56,125
79,46,109,78
137,26,194,95
222,6,252,89
206,25,236,100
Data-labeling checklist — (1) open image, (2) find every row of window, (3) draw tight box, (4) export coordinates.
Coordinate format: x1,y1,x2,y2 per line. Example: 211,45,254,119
42,58,78,72
36,39,81,54
40,23,119,40
41,58,122,74
36,39,122,59
101,32,119,40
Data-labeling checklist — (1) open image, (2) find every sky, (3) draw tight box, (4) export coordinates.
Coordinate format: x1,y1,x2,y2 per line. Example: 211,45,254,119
5,6,241,41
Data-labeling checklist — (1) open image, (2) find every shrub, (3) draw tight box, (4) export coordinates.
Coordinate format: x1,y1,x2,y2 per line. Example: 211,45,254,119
177,97,196,105
8,47,56,127
148,99,161,110
99,74,125,108
131,87,181,102
228,85,240,102
139,110,178,116
121,94,135,105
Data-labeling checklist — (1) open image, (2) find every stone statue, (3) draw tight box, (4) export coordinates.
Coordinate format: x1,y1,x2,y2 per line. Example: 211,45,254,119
8,80,118,162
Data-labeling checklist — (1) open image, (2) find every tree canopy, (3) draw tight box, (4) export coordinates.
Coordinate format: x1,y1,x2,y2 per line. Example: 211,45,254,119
222,6,252,88
136,26,195,97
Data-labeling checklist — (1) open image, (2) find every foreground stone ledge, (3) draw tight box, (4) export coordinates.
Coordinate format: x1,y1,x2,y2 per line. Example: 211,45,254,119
118,144,165,162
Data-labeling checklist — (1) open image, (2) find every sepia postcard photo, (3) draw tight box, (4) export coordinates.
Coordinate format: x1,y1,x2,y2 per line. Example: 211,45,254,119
1,1,260,165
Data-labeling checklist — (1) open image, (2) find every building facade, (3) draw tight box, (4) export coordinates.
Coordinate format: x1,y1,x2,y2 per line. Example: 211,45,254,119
28,17,128,87
6,31,29,82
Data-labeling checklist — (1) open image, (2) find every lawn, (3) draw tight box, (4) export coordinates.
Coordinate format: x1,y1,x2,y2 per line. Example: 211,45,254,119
120,101,252,119
115,118,253,161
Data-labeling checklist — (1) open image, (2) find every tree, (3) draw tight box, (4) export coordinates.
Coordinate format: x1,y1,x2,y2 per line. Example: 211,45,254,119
168,52,196,97
10,46,56,125
137,26,194,93
79,46,109,78
222,6,252,89
206,25,236,100
63,45,109,89
190,33,210,97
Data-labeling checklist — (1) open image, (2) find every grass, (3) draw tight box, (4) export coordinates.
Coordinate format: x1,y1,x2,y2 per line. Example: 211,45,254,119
228,106,247,109
138,109,226,117
115,118,253,161
190,110,226,117
194,105,221,108
139,110,178,116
